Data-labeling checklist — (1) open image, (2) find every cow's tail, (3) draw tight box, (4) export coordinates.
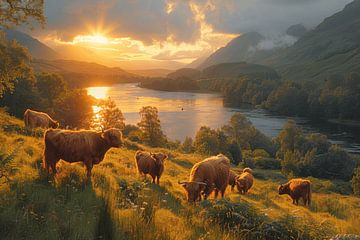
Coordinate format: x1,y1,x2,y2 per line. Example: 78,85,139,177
24,109,29,127
307,183,311,206
42,130,53,172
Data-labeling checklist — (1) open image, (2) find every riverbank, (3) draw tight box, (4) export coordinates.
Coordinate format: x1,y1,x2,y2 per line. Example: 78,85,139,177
328,119,360,127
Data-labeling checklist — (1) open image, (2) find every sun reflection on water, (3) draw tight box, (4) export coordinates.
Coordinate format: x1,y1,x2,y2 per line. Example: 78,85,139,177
87,86,109,99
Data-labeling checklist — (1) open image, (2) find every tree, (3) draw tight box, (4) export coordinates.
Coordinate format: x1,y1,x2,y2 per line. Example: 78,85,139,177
137,106,166,147
221,113,256,149
181,137,195,153
0,77,39,117
94,98,125,130
54,89,94,129
194,126,220,155
0,0,45,28
352,167,360,195
0,32,33,97
35,72,67,109
276,120,304,158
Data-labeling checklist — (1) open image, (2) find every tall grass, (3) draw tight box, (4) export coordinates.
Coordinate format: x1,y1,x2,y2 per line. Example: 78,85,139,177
0,110,360,239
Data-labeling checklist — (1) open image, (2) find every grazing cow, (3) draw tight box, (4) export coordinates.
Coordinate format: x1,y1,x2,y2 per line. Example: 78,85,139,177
24,109,59,129
235,168,254,194
179,154,230,203
228,170,238,191
135,151,167,184
43,128,123,177
278,179,311,206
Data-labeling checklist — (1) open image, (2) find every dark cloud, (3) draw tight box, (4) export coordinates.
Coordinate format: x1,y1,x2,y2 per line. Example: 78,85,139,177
196,0,352,34
43,0,200,44
42,0,352,44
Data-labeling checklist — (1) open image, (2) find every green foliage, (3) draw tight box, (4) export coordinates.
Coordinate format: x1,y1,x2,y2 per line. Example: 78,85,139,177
180,137,195,153
352,167,360,195
94,98,125,130
194,126,220,155
266,81,309,116
222,113,275,155
137,106,166,147
140,76,199,92
277,120,355,180
0,147,17,183
54,89,94,129
0,0,45,28
0,32,33,97
0,78,39,117
194,126,242,165
35,72,66,110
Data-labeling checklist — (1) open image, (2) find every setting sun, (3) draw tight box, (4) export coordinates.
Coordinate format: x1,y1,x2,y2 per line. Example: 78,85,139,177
73,34,109,44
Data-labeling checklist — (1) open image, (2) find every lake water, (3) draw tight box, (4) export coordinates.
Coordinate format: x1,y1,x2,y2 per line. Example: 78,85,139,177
87,83,360,154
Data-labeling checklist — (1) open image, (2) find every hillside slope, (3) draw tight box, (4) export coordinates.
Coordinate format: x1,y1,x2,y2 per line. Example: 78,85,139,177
2,28,60,60
262,0,360,81
32,59,141,87
0,110,359,239
198,32,265,70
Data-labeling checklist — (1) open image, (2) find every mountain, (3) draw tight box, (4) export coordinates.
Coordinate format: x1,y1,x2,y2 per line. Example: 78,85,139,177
32,59,141,87
265,0,360,81
286,24,307,38
167,68,202,79
198,32,265,69
2,28,60,60
127,69,173,77
201,62,279,80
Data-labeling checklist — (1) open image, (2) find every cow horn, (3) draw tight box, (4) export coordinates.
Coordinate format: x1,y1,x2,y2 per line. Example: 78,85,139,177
178,181,188,185
194,181,207,186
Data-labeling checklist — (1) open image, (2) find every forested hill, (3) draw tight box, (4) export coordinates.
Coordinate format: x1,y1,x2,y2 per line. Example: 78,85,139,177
265,0,360,81
196,0,360,82
32,59,141,87
140,62,279,92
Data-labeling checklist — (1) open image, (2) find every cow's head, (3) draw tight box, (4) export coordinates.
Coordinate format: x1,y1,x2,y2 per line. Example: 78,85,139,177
278,184,289,195
235,177,246,192
151,152,167,165
102,128,123,147
179,181,207,203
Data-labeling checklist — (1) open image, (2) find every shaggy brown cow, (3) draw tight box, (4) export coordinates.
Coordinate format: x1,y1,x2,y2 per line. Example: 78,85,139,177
278,179,311,206
179,154,230,203
43,128,123,177
24,109,59,129
235,168,254,194
135,151,167,184
228,170,238,191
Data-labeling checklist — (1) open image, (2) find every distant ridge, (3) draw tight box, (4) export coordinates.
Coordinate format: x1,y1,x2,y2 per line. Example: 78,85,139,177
2,28,60,60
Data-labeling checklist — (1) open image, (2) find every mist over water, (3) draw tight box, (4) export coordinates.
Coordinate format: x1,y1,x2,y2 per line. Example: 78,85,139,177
88,83,360,154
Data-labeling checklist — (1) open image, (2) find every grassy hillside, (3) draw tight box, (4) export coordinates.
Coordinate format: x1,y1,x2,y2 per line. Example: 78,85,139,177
0,110,359,239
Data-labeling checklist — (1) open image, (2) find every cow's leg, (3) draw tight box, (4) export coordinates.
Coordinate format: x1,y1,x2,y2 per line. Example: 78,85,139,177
302,195,307,206
85,160,93,179
151,175,156,183
231,184,234,191
50,161,58,175
156,176,160,184
214,189,219,199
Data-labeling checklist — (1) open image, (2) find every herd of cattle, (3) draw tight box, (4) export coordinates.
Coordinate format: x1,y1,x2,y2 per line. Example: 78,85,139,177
23,109,312,205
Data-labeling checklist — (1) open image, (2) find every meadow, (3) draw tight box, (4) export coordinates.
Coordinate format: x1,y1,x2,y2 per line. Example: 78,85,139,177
0,110,359,240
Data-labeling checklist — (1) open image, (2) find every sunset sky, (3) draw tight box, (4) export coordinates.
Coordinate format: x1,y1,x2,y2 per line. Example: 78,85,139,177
32,0,352,69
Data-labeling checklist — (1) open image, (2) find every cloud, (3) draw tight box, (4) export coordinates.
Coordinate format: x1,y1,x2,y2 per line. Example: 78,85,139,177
42,0,200,44
195,0,353,34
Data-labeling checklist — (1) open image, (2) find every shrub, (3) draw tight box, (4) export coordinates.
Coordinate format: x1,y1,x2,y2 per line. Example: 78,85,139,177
352,167,360,195
254,158,281,170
